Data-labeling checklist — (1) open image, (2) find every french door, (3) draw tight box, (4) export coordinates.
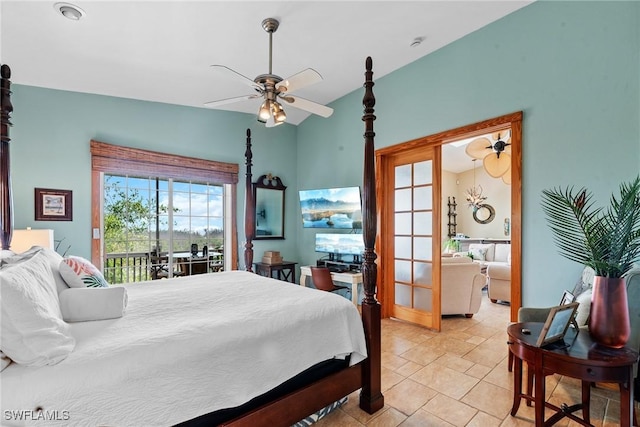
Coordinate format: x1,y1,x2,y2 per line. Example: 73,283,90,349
381,146,441,330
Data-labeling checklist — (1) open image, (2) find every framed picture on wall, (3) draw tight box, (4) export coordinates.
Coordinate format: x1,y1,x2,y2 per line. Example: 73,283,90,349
35,188,73,221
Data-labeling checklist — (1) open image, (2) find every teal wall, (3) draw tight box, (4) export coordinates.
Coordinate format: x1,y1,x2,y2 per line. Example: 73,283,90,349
9,86,299,265
296,1,640,307
8,1,640,307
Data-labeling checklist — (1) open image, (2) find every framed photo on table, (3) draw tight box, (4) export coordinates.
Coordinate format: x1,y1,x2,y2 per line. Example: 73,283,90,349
536,302,580,348
35,188,73,221
560,290,576,305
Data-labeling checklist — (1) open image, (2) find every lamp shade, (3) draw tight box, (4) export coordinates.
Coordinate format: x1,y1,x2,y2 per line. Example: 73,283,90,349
10,229,54,253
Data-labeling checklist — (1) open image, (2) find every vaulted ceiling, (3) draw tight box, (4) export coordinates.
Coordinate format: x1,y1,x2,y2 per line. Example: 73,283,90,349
1,1,533,125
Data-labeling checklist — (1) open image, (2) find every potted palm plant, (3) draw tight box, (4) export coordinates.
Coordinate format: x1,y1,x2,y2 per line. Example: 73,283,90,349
541,176,640,348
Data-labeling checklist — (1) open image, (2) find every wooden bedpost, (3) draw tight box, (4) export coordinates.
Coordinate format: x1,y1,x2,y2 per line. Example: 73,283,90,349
244,128,255,272
359,56,384,413
0,64,13,251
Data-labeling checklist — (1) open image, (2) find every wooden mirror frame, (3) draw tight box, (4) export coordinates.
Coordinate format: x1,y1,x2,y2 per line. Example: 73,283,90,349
253,174,286,240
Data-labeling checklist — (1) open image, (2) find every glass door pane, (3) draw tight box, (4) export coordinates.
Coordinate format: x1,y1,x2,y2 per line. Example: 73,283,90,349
103,174,225,283
392,156,436,329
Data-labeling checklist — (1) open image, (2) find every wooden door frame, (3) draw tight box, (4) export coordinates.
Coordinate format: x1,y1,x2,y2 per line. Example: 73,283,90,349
376,111,522,322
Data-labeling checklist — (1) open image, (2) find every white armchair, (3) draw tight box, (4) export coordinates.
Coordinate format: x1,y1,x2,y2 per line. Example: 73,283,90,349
487,263,511,303
441,262,486,318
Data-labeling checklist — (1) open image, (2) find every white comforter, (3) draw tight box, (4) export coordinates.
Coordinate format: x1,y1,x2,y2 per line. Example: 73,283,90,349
1,271,367,426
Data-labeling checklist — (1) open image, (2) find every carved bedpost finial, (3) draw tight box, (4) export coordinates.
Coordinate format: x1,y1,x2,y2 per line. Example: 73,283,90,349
1,64,13,144
359,56,384,414
1,64,13,250
244,128,255,272
361,56,377,305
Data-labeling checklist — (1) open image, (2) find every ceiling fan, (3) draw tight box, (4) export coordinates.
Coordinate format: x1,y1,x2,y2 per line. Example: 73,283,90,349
465,129,512,184
204,18,333,127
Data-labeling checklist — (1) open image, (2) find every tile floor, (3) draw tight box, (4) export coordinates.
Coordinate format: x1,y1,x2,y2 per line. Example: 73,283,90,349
315,293,639,426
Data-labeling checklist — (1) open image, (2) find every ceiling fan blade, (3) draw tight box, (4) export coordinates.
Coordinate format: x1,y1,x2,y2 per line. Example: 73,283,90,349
492,129,511,140
483,153,511,178
502,167,512,185
465,137,492,160
276,68,323,93
280,95,333,118
204,94,261,108
210,65,262,91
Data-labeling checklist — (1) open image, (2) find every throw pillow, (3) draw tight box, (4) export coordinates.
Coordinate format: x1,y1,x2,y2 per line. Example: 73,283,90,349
58,287,128,322
0,250,75,366
574,288,592,326
572,266,596,297
60,256,109,288
470,247,487,261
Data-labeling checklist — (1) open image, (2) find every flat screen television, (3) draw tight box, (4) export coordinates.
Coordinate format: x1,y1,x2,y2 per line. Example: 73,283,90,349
299,186,362,229
315,233,365,258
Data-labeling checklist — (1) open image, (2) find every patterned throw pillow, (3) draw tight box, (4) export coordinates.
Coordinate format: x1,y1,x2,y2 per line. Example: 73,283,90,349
470,247,487,261
60,256,109,288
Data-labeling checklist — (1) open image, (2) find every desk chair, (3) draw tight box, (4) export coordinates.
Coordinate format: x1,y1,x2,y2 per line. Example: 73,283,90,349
310,267,351,299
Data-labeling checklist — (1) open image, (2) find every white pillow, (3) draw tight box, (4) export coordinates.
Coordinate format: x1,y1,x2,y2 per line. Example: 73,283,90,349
2,246,70,294
0,249,16,264
59,287,128,322
574,288,592,327
0,250,75,366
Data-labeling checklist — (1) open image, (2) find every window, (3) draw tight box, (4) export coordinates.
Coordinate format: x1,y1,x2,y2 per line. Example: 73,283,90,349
91,140,238,282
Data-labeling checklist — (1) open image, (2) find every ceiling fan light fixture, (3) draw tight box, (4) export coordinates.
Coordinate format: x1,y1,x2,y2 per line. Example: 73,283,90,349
257,100,272,123
272,101,286,124
206,16,332,126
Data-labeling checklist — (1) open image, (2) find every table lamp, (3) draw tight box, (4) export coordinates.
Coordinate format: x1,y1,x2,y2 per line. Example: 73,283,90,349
10,228,54,253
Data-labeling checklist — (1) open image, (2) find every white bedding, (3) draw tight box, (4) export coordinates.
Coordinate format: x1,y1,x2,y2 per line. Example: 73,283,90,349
0,271,367,426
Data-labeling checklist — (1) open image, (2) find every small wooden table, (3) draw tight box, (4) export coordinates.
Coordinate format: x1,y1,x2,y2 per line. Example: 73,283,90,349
254,261,297,283
508,322,638,427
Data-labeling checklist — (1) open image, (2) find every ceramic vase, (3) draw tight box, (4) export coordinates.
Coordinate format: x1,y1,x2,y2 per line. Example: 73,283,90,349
588,276,630,348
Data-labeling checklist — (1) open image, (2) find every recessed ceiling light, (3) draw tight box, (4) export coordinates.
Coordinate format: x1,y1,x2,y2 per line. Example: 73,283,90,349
54,3,85,21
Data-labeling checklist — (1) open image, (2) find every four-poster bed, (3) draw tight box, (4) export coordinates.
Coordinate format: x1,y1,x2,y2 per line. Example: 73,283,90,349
0,57,382,426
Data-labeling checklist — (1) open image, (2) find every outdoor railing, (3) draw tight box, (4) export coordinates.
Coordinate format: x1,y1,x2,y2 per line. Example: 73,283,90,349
105,251,224,284
104,251,152,284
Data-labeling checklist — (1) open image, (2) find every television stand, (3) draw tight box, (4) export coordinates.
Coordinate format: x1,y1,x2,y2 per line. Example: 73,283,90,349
317,259,362,273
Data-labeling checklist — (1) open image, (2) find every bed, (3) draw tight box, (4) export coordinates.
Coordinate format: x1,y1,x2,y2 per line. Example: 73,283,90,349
0,58,383,426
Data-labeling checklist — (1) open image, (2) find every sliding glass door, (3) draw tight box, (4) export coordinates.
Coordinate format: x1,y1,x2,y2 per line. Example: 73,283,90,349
103,174,225,283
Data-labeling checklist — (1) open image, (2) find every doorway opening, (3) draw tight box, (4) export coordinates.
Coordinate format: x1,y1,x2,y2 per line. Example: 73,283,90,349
376,112,522,330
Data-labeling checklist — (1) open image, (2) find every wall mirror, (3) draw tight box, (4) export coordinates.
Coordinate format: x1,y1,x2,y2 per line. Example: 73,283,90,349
253,174,286,240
